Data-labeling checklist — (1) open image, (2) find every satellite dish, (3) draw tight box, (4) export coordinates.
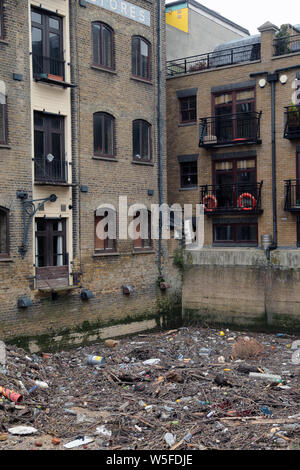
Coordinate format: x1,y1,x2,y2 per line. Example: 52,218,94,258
46,153,55,162
280,74,288,85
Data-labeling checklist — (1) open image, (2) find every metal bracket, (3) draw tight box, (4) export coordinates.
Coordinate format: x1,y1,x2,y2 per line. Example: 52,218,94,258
17,192,57,258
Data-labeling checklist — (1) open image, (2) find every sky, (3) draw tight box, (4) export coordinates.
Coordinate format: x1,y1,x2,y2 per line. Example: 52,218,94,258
165,0,300,35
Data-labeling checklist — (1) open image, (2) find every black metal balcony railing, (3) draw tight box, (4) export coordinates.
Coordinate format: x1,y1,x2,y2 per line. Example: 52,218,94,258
274,34,300,56
284,180,300,211
166,43,261,77
284,105,300,139
200,182,263,214
34,158,68,184
32,54,65,81
199,112,262,148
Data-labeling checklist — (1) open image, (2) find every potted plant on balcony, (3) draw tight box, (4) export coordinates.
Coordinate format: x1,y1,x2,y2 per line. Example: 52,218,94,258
287,101,300,128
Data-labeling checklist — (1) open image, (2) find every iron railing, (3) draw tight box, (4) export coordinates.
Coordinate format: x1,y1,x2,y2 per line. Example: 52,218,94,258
32,54,65,81
166,43,261,77
284,180,300,211
34,158,68,184
284,105,300,139
200,182,263,214
274,34,300,56
199,112,262,148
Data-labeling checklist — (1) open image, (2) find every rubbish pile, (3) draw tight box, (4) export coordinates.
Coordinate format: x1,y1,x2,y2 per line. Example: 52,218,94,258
0,327,299,450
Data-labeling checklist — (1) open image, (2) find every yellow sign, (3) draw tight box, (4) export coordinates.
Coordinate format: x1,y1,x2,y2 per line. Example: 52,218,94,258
166,7,188,33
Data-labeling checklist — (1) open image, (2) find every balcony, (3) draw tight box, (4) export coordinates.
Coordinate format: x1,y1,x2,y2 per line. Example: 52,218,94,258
34,158,68,185
284,105,300,140
166,43,261,77
32,54,74,88
284,180,300,212
199,112,262,149
274,34,300,56
200,182,263,215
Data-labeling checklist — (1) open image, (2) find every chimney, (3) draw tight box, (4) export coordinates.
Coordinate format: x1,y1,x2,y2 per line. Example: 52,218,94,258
258,22,279,63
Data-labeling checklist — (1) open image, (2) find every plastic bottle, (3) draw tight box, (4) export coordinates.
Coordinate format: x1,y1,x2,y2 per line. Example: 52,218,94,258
87,355,106,366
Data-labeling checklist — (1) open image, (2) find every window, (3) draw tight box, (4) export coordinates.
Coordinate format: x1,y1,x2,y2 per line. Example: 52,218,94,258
133,120,151,161
0,80,7,145
0,1,4,40
92,22,114,70
214,89,255,141
31,8,64,79
179,96,197,123
133,210,152,250
94,209,117,253
0,207,9,258
34,112,66,182
132,36,151,80
213,221,257,245
93,112,115,158
180,161,197,188
35,219,67,268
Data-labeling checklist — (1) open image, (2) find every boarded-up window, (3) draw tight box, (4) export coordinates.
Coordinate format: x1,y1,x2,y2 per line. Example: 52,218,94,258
0,80,7,145
0,207,8,257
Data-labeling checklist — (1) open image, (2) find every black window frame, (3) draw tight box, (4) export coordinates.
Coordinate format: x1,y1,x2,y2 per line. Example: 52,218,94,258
0,1,4,40
213,221,258,246
133,210,153,251
0,90,7,145
0,206,9,258
31,7,64,80
179,96,197,124
132,119,152,162
34,111,66,182
180,161,198,189
94,210,117,253
35,218,67,268
132,36,151,81
92,21,114,71
93,112,115,158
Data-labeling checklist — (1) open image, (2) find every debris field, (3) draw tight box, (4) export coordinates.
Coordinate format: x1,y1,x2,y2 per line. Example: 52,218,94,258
0,327,299,450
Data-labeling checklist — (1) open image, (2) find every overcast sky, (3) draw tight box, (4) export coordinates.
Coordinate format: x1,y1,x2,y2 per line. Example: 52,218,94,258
165,0,299,35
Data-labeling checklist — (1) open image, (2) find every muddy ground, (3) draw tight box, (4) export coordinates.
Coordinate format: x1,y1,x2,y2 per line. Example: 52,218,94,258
0,326,299,450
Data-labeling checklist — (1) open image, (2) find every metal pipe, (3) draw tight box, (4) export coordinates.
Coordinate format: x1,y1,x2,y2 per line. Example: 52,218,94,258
157,0,163,273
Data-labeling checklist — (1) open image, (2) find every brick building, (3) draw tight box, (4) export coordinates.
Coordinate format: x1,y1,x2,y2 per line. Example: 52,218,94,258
167,22,300,330
0,0,178,350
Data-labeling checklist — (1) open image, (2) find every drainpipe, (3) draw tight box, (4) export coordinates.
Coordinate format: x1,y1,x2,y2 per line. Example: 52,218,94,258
266,73,279,260
157,0,163,273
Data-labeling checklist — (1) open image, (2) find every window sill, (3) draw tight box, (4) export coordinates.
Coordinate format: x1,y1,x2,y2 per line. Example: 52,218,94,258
91,65,117,75
0,39,9,45
131,76,153,85
0,144,11,149
132,160,154,166
0,257,13,262
179,187,198,191
132,249,155,255
178,122,197,128
93,156,118,162
34,76,75,89
93,252,120,257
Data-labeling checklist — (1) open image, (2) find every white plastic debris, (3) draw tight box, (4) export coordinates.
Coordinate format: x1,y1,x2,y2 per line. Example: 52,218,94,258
218,356,226,364
64,436,94,449
249,373,282,382
8,426,37,435
96,425,112,437
35,380,49,389
143,359,161,366
0,341,6,366
164,433,176,447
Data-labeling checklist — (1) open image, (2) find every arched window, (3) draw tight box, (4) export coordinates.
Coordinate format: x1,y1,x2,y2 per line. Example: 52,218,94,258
0,80,7,145
94,207,117,253
132,36,151,80
92,22,114,70
0,207,9,258
93,112,115,157
132,120,151,162
133,209,152,250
